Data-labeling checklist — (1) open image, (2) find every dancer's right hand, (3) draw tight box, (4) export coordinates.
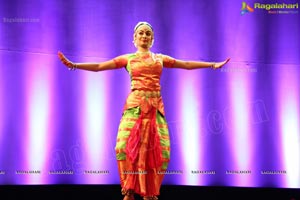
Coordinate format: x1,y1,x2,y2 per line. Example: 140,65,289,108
58,51,75,69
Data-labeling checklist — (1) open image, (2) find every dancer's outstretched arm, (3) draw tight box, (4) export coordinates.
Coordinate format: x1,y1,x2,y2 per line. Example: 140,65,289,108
58,51,121,72
172,57,230,70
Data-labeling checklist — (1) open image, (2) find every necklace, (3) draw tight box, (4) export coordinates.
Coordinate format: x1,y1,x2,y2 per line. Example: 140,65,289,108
135,51,151,57
135,51,156,66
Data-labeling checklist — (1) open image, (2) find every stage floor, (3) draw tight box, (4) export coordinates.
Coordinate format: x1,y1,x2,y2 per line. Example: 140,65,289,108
0,184,299,199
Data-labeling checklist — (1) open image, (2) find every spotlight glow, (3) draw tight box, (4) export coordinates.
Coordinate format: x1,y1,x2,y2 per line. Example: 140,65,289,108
228,72,253,186
179,73,201,185
25,57,54,184
278,67,300,188
79,72,108,183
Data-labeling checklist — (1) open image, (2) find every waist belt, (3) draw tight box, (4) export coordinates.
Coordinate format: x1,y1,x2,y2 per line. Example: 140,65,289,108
133,90,161,98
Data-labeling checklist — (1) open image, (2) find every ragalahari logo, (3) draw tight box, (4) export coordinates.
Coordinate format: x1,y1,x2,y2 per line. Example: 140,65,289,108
241,2,254,15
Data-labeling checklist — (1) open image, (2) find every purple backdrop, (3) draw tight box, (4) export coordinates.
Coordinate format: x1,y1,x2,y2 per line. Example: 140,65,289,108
0,0,299,187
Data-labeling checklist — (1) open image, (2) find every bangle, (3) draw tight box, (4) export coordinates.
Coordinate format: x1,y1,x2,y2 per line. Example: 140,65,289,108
211,63,216,70
69,63,77,71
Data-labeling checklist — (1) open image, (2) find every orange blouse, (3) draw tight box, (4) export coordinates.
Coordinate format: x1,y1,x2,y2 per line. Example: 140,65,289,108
113,53,176,115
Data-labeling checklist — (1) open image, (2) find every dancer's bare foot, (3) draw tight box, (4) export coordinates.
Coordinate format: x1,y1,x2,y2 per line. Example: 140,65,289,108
122,189,135,200
143,196,158,200
123,195,134,200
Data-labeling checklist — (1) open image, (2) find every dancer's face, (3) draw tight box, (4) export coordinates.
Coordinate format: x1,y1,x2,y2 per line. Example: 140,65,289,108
133,24,154,49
